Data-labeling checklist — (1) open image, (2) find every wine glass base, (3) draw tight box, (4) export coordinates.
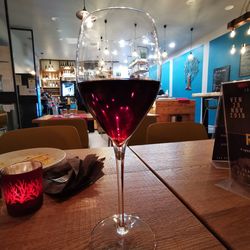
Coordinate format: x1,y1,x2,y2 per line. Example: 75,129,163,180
90,214,156,249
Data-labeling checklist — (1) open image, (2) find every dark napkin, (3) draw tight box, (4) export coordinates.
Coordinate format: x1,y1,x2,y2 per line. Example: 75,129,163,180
43,154,105,198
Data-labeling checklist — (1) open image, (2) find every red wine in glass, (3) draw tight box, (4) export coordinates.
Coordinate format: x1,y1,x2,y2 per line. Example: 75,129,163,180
78,79,160,146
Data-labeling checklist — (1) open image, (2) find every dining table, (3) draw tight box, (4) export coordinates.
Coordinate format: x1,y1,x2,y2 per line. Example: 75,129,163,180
32,113,95,132
0,145,225,249
130,139,250,250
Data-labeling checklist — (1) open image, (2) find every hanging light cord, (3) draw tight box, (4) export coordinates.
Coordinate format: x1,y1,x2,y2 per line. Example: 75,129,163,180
134,23,137,41
164,24,167,51
104,19,108,49
134,23,137,51
83,0,86,11
190,27,193,51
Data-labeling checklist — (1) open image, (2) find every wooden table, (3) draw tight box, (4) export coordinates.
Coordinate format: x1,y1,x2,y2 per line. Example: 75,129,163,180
130,139,250,249
0,147,223,249
32,113,95,132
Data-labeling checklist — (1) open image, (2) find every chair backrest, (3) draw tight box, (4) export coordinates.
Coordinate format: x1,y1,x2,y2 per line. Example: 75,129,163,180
39,118,89,148
128,114,158,146
0,125,82,154
146,122,208,144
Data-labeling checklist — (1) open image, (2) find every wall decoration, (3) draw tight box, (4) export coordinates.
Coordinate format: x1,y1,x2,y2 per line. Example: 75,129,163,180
212,65,230,92
184,56,199,90
239,44,250,77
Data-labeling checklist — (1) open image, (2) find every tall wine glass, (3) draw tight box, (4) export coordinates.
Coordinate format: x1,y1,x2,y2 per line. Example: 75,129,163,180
76,7,161,249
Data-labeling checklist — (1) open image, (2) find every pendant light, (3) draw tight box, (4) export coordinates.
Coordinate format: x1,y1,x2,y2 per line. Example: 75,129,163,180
241,43,247,54
76,0,89,19
230,44,236,55
76,0,95,28
188,27,194,61
247,26,250,35
103,19,109,56
132,23,138,58
162,24,168,59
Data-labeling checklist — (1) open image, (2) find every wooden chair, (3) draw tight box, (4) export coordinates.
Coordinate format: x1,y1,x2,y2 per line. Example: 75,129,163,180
146,122,208,144
0,125,83,154
128,114,158,146
38,118,89,148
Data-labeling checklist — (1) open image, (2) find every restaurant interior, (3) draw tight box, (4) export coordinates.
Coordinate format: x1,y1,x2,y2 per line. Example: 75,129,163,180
1,0,250,249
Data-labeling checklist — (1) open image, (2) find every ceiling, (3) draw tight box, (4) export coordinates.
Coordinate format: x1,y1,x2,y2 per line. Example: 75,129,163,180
7,0,247,61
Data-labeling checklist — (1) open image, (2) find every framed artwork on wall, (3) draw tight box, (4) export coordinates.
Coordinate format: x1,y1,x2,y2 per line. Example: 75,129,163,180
239,44,250,77
212,65,230,92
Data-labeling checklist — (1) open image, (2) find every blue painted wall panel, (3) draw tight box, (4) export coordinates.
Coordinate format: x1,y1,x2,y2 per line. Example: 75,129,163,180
161,61,170,92
149,65,157,80
172,45,204,122
207,23,250,125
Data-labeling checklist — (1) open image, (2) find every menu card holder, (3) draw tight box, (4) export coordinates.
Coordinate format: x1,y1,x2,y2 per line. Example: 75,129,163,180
212,96,229,169
216,80,250,199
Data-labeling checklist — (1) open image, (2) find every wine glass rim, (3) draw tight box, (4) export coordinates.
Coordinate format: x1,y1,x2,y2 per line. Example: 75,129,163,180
83,6,156,25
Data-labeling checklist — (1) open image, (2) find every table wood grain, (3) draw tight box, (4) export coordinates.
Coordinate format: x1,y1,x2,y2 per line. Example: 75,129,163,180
0,147,223,249
130,139,250,249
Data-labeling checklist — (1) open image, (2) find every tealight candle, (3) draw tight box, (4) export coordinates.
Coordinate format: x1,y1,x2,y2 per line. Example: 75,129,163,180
1,161,43,217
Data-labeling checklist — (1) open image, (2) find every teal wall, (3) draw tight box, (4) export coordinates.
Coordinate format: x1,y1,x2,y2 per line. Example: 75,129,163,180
149,64,158,80
208,24,250,91
157,23,249,126
207,23,250,125
161,61,170,92
149,62,170,93
172,45,204,122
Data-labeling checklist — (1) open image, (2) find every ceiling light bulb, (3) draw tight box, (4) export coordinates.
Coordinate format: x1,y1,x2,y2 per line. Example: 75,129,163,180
104,48,109,55
86,20,94,28
241,44,246,55
162,50,168,59
99,59,105,67
169,42,176,48
230,30,236,38
230,44,236,55
51,17,58,21
132,50,138,57
76,9,89,20
188,52,194,61
225,5,234,11
112,50,118,56
247,26,250,35
119,40,126,48
143,37,149,44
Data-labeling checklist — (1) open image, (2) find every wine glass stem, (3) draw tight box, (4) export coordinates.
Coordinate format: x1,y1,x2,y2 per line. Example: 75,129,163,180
113,143,127,232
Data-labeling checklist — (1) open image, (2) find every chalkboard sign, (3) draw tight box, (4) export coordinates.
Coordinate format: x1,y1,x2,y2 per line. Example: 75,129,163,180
212,65,230,92
239,44,250,77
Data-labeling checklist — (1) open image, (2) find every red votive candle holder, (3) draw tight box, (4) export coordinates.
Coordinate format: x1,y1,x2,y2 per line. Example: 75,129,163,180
1,161,43,217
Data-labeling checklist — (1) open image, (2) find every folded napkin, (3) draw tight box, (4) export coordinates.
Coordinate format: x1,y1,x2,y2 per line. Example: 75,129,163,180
43,154,105,199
